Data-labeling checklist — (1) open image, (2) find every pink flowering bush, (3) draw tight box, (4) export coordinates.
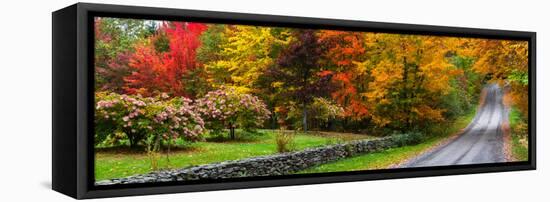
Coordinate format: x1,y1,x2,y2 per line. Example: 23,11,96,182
236,93,272,129
195,87,271,139
95,92,149,147
148,95,205,142
95,92,205,148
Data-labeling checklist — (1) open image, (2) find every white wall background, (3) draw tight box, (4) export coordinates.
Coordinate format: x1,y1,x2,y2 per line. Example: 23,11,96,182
0,0,547,201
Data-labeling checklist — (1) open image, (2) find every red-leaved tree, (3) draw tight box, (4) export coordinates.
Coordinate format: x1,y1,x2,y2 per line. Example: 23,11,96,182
124,22,207,97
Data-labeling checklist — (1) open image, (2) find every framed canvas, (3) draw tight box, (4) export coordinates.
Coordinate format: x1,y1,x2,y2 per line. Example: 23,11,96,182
52,3,536,199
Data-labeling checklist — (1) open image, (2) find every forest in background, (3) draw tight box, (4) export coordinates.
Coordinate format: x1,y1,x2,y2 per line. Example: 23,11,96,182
94,17,529,149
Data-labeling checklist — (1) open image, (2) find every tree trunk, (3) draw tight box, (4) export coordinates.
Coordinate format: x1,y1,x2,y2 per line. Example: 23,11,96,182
128,133,140,149
166,135,171,163
269,102,277,129
129,135,135,148
154,134,161,152
229,125,236,140
302,102,308,132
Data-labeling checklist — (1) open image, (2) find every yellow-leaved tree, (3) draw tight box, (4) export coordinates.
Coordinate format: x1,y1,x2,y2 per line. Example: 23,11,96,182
358,34,463,130
466,39,529,116
198,25,294,93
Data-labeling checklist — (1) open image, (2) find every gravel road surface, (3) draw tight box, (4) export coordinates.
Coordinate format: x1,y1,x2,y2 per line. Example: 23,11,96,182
402,84,507,167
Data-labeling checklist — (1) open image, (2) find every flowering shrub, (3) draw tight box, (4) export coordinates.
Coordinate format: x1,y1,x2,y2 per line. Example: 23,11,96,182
195,87,271,139
95,87,268,145
236,93,272,128
150,95,205,142
95,92,149,147
95,92,205,147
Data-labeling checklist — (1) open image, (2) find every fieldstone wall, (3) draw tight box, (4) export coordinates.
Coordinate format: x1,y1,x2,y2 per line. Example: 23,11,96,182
96,134,415,185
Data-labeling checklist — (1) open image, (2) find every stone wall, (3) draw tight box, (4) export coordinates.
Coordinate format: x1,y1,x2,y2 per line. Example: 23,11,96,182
96,134,417,185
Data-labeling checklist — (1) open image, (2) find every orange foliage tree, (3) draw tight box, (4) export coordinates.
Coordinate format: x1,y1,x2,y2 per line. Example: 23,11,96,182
357,34,463,130
466,39,529,116
317,30,370,120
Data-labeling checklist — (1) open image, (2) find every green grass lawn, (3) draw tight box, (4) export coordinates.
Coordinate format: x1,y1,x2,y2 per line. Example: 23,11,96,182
508,107,528,161
95,130,370,180
298,108,477,174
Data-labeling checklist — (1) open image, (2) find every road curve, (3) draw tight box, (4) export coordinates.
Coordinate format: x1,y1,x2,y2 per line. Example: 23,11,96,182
402,84,507,167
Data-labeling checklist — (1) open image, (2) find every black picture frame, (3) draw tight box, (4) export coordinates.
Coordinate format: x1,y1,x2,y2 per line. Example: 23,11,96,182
52,2,536,199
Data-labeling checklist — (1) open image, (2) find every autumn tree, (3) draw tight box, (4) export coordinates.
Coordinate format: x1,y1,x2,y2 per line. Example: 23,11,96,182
124,22,207,97
271,30,330,131
198,25,294,128
466,39,529,116
199,25,294,93
317,30,370,121
357,34,463,131
95,17,156,93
